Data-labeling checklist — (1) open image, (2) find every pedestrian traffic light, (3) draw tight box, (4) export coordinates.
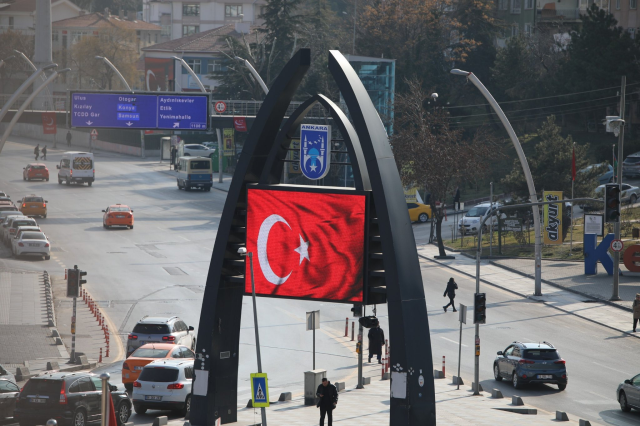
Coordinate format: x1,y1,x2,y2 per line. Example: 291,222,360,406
474,293,486,324
604,183,621,223
78,270,87,286
351,304,362,317
67,267,79,298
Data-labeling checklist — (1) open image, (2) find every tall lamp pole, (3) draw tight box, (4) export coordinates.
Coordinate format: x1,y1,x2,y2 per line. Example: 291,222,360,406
238,247,267,426
14,50,54,110
451,68,543,296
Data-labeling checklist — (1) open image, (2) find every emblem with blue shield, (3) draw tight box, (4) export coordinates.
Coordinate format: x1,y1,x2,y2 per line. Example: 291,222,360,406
300,124,331,180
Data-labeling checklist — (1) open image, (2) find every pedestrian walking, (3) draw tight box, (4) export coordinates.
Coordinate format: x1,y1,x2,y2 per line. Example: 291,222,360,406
41,145,47,160
34,144,40,161
66,131,72,147
633,294,640,332
368,322,384,364
443,277,458,312
453,186,460,211
171,145,177,170
316,377,338,426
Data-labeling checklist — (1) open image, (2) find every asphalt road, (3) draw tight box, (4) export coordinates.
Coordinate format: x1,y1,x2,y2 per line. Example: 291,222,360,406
1,137,639,425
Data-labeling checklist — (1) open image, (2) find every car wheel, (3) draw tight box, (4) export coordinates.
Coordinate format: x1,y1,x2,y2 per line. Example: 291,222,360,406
631,194,638,204
129,225,134,229
124,383,133,392
185,186,191,192
43,214,46,218
134,404,147,414
182,394,191,417
493,364,502,381
45,255,50,260
419,213,429,223
205,187,211,192
66,178,70,185
117,402,131,425
58,177,62,184
620,391,632,412
512,373,522,389
73,408,87,426
45,178,49,182
557,384,566,391
88,182,92,187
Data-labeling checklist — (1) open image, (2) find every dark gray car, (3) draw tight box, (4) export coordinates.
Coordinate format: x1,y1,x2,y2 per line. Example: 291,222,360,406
617,373,640,412
493,341,567,390
0,378,19,421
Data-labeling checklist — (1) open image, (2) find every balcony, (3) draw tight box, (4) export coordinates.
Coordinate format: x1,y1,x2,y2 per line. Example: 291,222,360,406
537,4,582,21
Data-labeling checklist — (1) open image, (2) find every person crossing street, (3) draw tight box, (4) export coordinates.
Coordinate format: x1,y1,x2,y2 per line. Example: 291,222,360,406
443,277,458,312
34,144,40,161
41,145,47,160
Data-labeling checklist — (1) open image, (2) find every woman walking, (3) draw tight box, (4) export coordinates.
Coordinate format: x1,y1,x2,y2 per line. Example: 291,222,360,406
443,277,458,312
633,294,640,332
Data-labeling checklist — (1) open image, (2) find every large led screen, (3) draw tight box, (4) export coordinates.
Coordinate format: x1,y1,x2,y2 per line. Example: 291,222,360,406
245,188,366,302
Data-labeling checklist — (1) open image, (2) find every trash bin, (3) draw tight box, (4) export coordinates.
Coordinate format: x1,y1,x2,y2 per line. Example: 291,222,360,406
304,369,326,406
633,228,639,239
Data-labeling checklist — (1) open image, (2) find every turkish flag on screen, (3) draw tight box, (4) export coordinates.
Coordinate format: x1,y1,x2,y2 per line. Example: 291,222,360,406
246,188,366,302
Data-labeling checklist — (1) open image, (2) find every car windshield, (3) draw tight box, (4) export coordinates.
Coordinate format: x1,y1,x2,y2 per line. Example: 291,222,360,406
466,207,488,217
22,232,46,240
25,197,43,202
132,348,171,358
190,160,210,170
624,156,640,164
139,368,179,382
133,324,171,334
22,379,62,396
110,207,129,212
522,349,560,360
13,221,35,228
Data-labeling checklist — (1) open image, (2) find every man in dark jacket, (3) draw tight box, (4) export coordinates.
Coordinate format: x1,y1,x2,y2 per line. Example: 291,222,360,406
368,324,385,364
316,378,338,426
66,131,72,147
170,145,177,169
34,144,40,161
443,277,458,312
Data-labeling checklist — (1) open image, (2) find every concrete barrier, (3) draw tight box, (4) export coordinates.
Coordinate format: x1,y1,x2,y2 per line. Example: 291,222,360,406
512,395,524,406
491,389,503,399
334,382,345,392
76,355,89,367
362,376,371,385
54,337,63,345
279,392,292,401
51,329,60,338
46,361,59,370
452,376,463,385
15,367,30,381
579,420,592,426
556,411,569,421
433,369,444,379
152,416,168,426
246,399,253,408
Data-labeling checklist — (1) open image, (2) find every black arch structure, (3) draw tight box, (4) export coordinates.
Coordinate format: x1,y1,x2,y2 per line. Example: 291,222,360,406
190,48,435,425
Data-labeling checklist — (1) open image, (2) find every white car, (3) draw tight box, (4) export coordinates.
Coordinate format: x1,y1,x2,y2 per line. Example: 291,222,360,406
1,216,31,245
132,359,193,416
595,183,640,204
459,202,502,235
12,231,50,260
182,144,216,158
12,226,42,254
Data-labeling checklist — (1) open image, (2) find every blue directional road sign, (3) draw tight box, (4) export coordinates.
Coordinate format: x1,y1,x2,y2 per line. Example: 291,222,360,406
250,373,269,408
70,91,210,130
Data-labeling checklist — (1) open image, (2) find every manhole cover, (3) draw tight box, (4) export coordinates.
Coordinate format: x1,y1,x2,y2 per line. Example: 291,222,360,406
163,267,187,275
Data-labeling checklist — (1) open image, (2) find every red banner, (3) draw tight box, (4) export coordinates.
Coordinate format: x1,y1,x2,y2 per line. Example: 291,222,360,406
145,57,174,91
234,116,247,132
41,112,57,134
246,188,366,302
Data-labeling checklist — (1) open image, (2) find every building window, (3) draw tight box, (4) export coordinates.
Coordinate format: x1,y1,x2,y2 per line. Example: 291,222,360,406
524,23,532,35
617,0,621,8
161,25,171,37
525,0,533,8
225,5,243,17
498,0,508,9
52,31,59,42
629,28,636,38
511,24,519,36
186,59,201,74
183,4,200,16
182,25,199,36
8,16,13,29
71,31,86,44
632,0,637,9
207,60,222,74
511,0,521,13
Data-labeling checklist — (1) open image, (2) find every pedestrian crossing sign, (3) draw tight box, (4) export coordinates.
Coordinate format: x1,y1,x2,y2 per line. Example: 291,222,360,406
250,373,269,407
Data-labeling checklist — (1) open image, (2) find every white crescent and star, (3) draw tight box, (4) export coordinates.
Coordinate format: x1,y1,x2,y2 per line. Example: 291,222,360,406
44,116,54,126
257,214,310,285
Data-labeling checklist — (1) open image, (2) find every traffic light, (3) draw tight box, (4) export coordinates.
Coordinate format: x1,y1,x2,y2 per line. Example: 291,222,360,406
474,293,486,324
67,267,79,297
605,183,621,223
358,316,379,328
78,270,87,286
350,304,363,317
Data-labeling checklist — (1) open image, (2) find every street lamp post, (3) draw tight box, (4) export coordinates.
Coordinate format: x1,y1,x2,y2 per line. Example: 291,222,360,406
451,68,543,296
234,56,269,95
238,247,267,426
15,50,54,110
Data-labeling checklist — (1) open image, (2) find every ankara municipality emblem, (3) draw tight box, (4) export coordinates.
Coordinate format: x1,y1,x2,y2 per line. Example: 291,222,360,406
300,124,331,180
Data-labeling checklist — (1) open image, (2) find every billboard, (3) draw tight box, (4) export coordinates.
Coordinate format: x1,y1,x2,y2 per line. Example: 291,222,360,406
145,57,174,91
223,128,235,157
246,187,366,302
543,190,563,245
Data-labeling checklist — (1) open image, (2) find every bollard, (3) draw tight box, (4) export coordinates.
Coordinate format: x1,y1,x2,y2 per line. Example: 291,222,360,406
99,347,102,363
351,322,355,341
344,318,348,337
381,355,385,379
106,344,110,358
385,339,388,356
442,356,445,377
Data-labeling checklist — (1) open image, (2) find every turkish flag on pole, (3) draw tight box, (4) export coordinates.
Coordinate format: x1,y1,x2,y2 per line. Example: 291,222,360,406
571,146,576,181
246,188,366,302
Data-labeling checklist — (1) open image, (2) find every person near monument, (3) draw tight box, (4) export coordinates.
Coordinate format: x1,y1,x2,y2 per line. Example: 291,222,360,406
368,323,385,364
316,377,338,426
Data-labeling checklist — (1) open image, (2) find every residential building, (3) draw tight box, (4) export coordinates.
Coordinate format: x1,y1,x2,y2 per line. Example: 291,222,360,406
611,0,639,38
0,0,82,35
142,23,251,92
142,0,266,41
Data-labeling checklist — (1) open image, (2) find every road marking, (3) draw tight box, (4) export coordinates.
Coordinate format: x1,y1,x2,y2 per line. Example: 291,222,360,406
440,336,467,347
178,236,190,241
593,361,632,376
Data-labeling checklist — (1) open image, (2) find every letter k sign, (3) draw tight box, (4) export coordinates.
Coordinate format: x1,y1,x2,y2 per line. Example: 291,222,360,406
584,233,618,276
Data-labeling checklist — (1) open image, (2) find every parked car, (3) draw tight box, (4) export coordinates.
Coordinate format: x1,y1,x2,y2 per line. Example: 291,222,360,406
102,204,134,229
12,231,50,260
180,144,216,158
580,163,613,184
13,371,132,426
617,373,640,412
595,183,640,204
19,194,47,218
0,378,19,421
0,364,15,384
0,201,17,212
23,163,49,181
123,344,194,391
623,152,640,178
132,359,193,416
493,341,567,390
12,226,43,254
459,202,502,235
407,202,432,223
2,216,34,245
127,316,196,357
0,192,9,198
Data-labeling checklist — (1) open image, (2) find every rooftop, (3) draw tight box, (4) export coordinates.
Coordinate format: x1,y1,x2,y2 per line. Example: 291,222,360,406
53,12,161,31
143,24,257,53
0,0,81,14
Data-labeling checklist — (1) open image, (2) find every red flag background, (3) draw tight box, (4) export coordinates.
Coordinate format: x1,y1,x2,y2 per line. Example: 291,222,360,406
41,112,57,134
233,117,247,132
246,188,366,302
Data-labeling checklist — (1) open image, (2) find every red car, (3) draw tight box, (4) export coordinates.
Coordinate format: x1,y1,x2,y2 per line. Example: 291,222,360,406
23,163,49,181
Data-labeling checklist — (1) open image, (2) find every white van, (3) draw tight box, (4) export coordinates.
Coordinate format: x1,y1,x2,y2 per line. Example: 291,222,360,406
459,202,502,235
57,152,95,186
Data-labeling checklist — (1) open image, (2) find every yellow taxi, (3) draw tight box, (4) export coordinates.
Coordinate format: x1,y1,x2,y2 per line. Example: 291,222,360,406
102,204,134,229
122,343,194,390
408,202,432,223
19,195,47,218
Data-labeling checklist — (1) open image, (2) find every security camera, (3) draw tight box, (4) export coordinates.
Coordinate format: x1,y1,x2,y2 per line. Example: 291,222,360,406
237,247,247,256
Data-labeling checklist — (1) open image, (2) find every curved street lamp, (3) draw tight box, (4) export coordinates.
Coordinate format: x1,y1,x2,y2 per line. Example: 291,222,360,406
95,56,133,92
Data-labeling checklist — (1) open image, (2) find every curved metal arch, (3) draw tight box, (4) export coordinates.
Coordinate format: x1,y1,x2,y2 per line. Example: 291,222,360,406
190,48,311,425
259,93,371,191
328,50,436,424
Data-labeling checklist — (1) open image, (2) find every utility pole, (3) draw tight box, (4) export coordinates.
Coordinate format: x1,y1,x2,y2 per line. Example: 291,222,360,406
489,182,493,257
612,76,626,301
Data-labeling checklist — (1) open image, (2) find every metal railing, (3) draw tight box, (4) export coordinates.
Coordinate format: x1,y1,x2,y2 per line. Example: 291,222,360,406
537,8,582,20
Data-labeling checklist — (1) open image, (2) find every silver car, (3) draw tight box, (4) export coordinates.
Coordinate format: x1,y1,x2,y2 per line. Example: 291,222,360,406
595,183,640,205
127,316,196,357
618,373,640,412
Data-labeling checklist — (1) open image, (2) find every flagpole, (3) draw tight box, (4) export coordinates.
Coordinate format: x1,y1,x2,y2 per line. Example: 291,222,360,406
570,143,575,256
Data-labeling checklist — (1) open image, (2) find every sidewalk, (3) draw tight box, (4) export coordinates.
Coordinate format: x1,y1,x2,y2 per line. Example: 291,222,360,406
418,243,638,339
171,376,590,425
